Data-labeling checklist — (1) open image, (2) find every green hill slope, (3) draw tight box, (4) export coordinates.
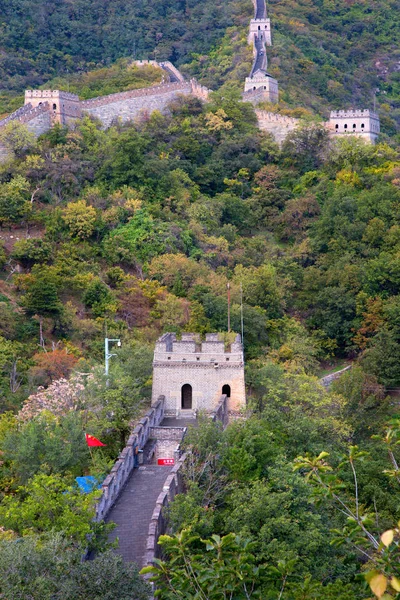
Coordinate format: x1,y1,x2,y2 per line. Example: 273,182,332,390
0,0,398,129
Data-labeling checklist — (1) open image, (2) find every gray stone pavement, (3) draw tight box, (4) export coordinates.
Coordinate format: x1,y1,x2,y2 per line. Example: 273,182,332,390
107,464,173,567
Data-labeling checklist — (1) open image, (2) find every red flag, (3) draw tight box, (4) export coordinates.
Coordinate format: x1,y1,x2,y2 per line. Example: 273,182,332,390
85,433,106,447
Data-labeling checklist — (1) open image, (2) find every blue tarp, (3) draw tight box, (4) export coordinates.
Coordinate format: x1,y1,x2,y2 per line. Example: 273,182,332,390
75,476,101,493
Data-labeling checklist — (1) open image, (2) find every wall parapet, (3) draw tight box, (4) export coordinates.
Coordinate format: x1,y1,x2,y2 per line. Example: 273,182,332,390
0,102,52,130
95,396,165,522
330,109,378,119
256,110,299,126
143,454,186,567
320,365,352,388
81,82,192,109
211,394,229,428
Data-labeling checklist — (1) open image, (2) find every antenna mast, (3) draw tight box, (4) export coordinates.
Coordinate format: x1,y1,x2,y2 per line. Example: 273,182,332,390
240,282,244,345
227,282,231,332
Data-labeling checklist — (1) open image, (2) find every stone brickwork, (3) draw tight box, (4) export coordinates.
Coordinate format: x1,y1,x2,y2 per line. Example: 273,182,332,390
244,0,278,103
150,426,187,461
256,110,299,144
152,332,246,416
327,109,380,143
95,396,165,522
144,456,186,566
25,90,81,125
82,82,193,128
320,365,352,388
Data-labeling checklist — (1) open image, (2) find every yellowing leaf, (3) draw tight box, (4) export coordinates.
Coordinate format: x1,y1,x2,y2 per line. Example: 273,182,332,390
370,574,387,598
390,576,400,592
381,530,394,547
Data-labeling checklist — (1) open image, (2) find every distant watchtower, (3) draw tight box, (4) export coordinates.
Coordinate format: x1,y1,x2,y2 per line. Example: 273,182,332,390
327,109,380,144
151,333,246,417
24,90,81,125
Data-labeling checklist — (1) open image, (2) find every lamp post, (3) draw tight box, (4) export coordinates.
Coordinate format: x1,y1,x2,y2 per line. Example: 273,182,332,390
104,338,121,376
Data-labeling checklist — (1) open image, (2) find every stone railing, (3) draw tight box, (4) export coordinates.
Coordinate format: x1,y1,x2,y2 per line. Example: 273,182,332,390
143,455,186,566
18,102,51,125
190,79,210,101
0,103,43,128
211,394,229,428
255,110,299,126
95,396,165,521
159,61,186,83
320,365,352,388
81,82,191,109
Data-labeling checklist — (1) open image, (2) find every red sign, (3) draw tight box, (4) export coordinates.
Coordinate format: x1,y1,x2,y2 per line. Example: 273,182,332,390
158,458,175,466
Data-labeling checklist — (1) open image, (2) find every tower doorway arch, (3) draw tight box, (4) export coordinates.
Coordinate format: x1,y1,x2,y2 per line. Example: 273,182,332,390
222,384,231,398
181,384,193,409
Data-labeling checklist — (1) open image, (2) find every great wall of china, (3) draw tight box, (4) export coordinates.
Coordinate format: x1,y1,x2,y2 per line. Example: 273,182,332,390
0,0,379,159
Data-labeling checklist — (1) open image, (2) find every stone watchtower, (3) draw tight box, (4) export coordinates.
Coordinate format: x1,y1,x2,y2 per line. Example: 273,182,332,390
24,90,82,125
151,333,246,417
327,109,380,144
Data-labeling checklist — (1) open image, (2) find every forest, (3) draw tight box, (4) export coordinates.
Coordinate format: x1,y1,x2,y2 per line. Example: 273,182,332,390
0,0,399,133
0,0,400,593
0,87,400,597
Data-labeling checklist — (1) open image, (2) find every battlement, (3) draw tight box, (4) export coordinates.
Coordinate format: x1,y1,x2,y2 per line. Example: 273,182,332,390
81,81,191,109
243,75,279,104
328,108,380,143
154,332,243,363
256,110,298,125
330,109,378,119
25,90,79,101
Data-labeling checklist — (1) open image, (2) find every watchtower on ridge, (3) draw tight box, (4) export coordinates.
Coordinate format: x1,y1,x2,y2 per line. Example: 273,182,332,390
151,333,246,417
24,90,81,125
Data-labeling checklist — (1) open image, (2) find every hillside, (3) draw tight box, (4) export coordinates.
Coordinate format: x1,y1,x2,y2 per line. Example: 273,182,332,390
0,0,399,132
1,2,400,598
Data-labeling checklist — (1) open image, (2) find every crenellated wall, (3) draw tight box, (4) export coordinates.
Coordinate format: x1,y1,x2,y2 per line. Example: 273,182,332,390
152,332,246,415
256,109,299,144
95,396,165,522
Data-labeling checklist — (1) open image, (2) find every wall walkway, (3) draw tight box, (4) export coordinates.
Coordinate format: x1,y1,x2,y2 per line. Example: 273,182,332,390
100,395,229,569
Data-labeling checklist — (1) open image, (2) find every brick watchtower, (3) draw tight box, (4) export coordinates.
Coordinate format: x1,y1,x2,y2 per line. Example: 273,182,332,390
151,333,246,417
24,90,81,125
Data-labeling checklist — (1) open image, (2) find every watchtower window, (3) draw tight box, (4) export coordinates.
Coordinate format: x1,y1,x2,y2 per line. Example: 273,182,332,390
353,123,356,128
181,384,192,409
53,103,57,111
258,25,261,30
344,124,348,129
222,384,231,398
361,123,365,128
264,86,267,90
335,124,339,129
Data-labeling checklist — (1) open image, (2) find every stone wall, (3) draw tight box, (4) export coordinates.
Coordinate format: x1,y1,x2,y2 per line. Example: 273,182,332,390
150,426,187,461
211,394,229,428
95,396,165,521
256,110,299,144
320,365,352,389
143,456,186,566
81,82,193,128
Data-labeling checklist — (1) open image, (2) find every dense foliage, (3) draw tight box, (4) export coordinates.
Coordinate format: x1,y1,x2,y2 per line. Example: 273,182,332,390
0,0,399,132
0,82,399,596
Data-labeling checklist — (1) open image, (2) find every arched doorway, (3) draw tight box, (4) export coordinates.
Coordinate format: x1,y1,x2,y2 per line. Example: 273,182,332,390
222,384,231,398
181,384,192,409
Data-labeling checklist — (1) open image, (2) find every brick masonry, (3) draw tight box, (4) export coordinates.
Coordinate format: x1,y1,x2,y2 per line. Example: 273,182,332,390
152,333,246,416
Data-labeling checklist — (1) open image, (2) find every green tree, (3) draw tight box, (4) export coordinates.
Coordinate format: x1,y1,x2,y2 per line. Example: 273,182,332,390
62,200,97,239
0,473,108,548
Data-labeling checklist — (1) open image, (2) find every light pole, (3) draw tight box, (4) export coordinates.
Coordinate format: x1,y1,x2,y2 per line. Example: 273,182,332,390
104,338,121,376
